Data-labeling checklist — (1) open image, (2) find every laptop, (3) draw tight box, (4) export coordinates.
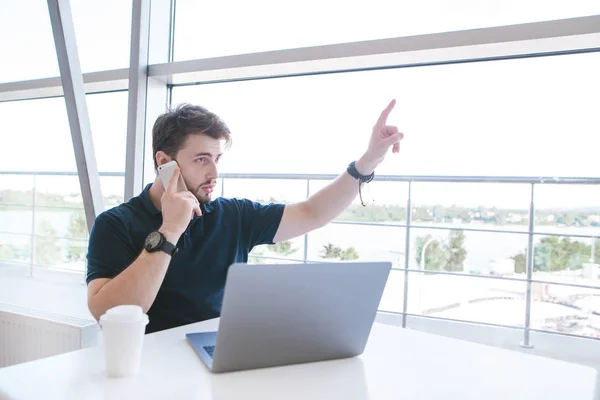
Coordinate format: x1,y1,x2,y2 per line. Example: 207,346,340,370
186,261,391,373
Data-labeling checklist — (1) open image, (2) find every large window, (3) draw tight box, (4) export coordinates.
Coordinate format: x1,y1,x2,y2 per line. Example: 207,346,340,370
174,0,600,61
0,92,128,272
170,51,600,339
170,52,600,177
0,0,132,83
1,0,598,348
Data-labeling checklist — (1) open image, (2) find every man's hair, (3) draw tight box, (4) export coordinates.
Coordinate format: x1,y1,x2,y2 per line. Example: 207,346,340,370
152,103,231,170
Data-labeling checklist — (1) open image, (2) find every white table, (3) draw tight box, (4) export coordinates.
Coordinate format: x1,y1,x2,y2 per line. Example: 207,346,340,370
0,319,597,399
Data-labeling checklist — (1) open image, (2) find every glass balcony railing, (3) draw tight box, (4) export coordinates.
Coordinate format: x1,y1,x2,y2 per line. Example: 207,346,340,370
0,171,125,273
1,171,599,343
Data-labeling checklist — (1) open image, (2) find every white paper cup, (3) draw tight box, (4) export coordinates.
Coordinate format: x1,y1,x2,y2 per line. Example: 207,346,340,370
99,305,149,378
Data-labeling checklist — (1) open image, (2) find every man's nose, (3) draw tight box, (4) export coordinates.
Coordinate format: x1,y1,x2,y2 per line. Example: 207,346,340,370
208,160,219,181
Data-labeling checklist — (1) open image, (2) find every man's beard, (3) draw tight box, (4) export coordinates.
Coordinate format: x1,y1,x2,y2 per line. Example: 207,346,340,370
181,175,215,204
194,190,212,204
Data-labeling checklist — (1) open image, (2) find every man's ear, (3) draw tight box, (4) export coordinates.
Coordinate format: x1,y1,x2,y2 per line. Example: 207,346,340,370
155,151,172,167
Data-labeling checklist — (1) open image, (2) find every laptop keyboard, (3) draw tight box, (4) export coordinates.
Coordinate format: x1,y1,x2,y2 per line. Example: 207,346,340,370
203,345,215,358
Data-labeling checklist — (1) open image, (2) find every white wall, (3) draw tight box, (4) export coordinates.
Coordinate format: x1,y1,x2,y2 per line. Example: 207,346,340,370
0,263,93,321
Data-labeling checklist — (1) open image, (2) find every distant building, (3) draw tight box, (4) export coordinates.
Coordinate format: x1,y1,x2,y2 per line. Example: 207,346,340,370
587,215,600,223
506,213,524,223
489,258,515,276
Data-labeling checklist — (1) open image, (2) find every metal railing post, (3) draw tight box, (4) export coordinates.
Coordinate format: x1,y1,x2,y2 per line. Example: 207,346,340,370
402,182,412,328
521,183,535,349
29,174,37,277
303,179,310,263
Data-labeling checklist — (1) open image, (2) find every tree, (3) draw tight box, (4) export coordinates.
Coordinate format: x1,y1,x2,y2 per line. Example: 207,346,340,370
269,240,297,257
431,205,445,221
415,231,467,272
512,251,527,274
512,237,599,273
388,206,407,221
415,235,447,271
66,209,88,262
556,212,575,226
0,189,34,206
340,247,359,261
0,244,18,260
320,243,360,261
0,243,29,262
534,237,592,271
35,220,61,266
321,243,342,259
444,230,467,272
412,207,433,222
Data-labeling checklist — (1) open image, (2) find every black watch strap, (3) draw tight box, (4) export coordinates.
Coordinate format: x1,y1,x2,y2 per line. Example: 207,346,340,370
159,240,178,257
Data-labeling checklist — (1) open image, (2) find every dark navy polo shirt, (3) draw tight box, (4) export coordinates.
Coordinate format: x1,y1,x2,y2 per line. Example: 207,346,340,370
86,184,285,334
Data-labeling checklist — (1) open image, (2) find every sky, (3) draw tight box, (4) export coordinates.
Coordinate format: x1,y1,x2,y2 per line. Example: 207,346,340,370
1,0,599,210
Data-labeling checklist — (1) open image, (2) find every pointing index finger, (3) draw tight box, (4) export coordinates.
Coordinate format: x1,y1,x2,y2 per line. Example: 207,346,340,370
375,99,396,129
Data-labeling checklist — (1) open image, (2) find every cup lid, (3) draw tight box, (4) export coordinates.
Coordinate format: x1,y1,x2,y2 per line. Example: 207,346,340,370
100,305,148,324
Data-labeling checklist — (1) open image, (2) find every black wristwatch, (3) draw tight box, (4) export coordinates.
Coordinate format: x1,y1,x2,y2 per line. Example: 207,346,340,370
144,231,178,256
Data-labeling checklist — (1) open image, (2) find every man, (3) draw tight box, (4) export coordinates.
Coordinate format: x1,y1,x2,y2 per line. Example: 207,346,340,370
87,101,403,333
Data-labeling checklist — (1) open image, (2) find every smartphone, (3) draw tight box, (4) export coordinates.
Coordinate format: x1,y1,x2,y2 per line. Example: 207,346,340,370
157,160,187,192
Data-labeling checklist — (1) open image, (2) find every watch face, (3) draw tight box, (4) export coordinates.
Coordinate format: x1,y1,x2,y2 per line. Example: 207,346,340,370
145,231,162,250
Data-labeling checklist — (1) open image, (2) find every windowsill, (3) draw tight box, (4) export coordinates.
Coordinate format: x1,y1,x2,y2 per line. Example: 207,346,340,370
0,262,94,321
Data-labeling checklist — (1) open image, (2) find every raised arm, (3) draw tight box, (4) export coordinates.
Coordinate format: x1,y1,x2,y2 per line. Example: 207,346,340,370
273,100,403,242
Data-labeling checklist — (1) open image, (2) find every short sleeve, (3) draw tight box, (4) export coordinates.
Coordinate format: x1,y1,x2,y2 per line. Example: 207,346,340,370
86,211,138,284
238,199,285,248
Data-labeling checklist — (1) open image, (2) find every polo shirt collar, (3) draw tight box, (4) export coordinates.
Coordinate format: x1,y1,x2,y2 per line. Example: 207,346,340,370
140,184,161,216
202,201,214,215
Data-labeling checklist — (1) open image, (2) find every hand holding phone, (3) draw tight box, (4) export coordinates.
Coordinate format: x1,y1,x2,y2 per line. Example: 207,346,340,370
157,162,202,238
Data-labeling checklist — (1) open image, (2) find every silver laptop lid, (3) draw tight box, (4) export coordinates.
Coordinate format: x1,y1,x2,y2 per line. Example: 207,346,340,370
212,261,391,372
